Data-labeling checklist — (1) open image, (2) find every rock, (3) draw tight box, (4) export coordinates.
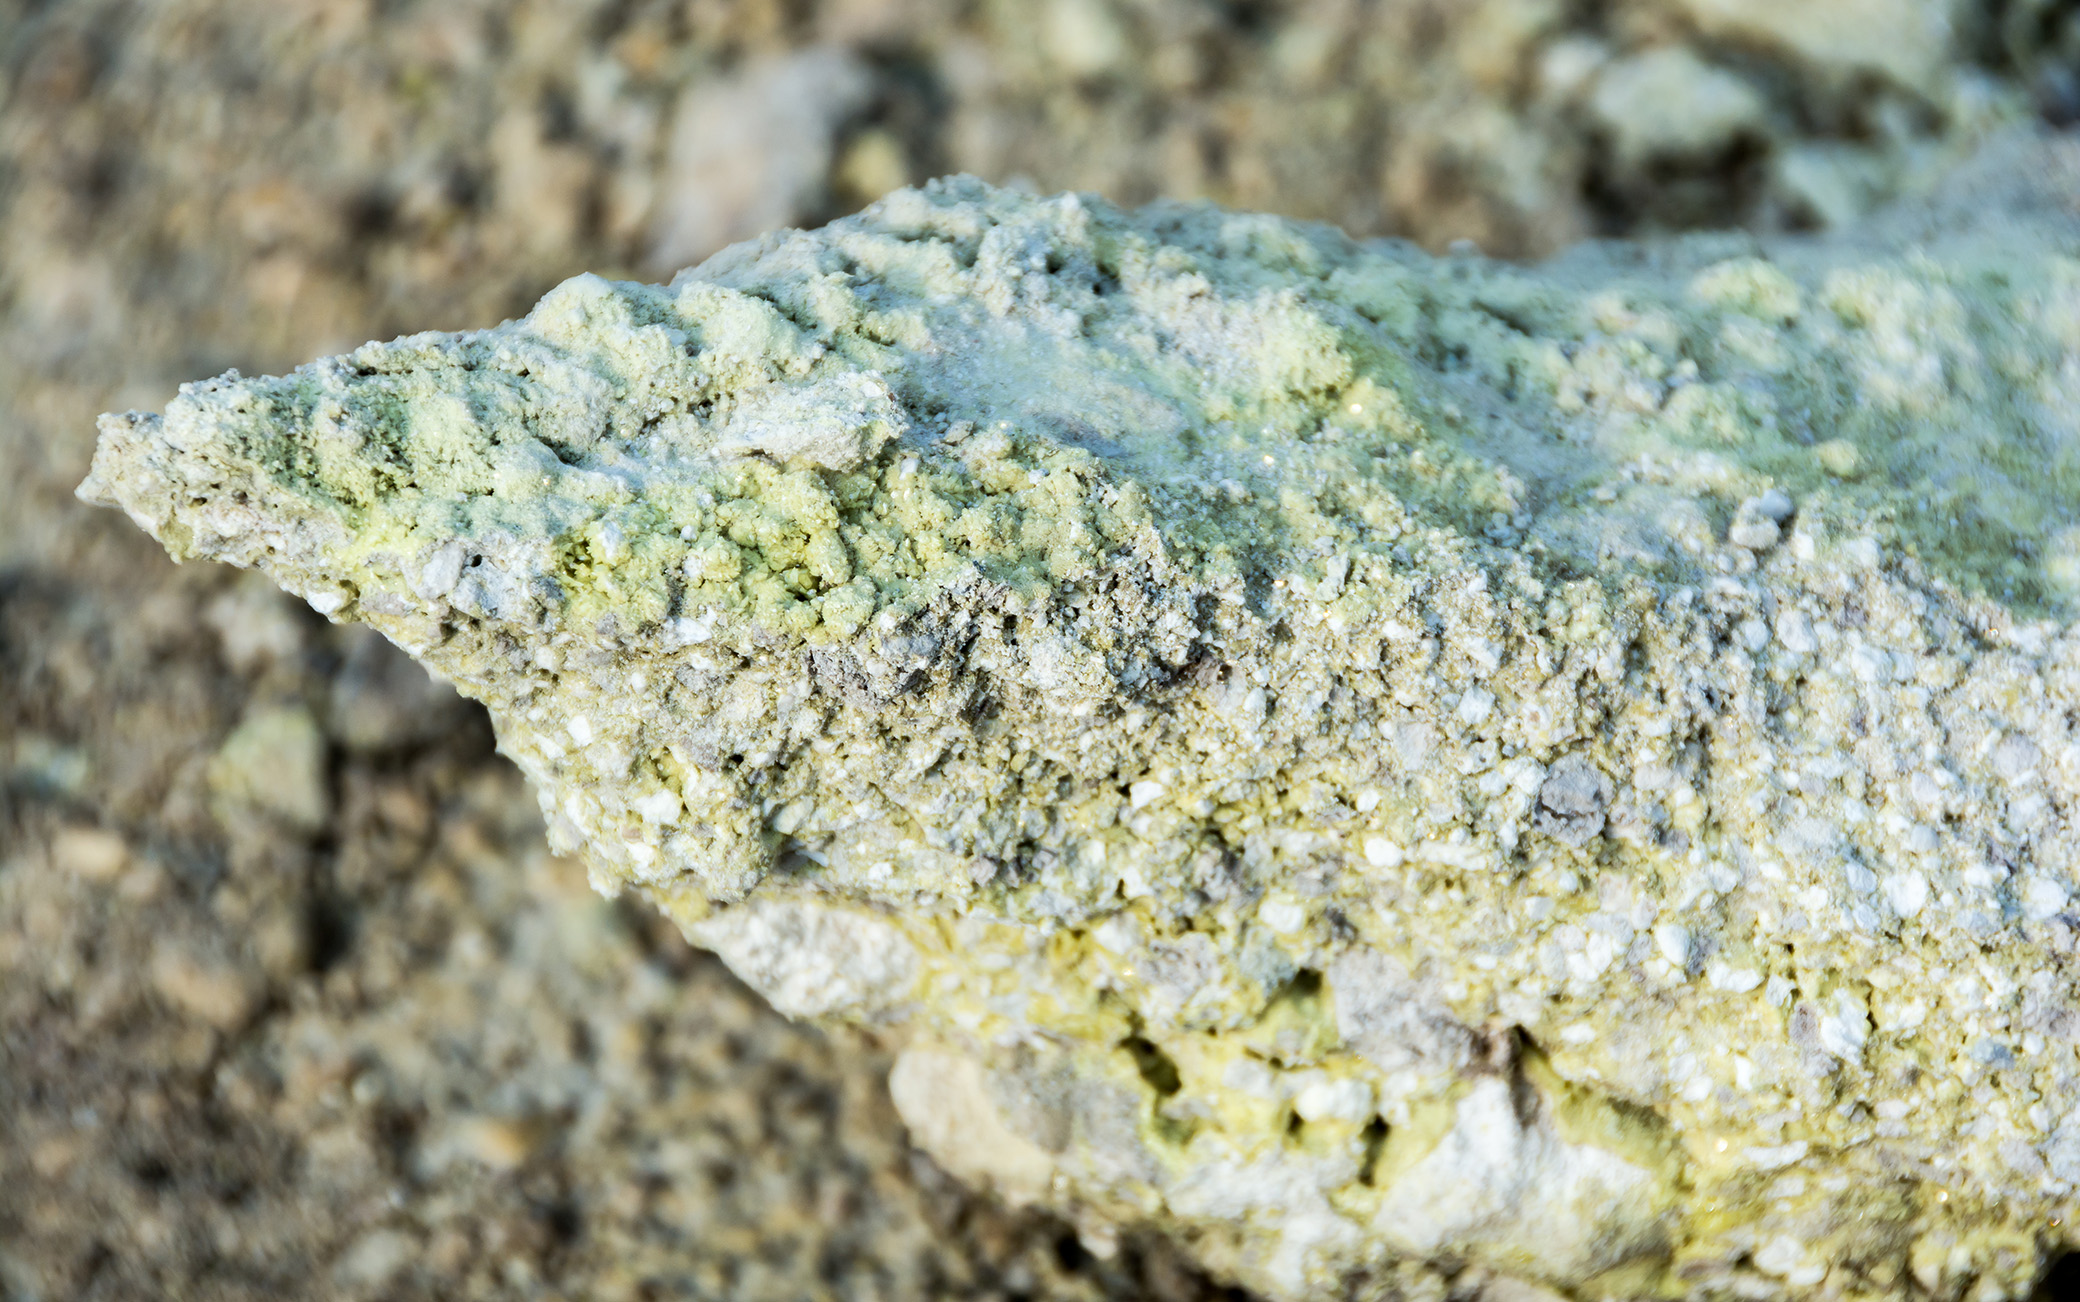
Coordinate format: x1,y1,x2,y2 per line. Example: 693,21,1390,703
648,48,874,272
1727,490,1796,552
331,1228,415,1291
78,144,2080,1300
203,574,308,672
888,1047,1060,1207
1589,47,1768,166
420,1114,545,1174
1775,140,1900,228
1726,516,1781,551
1665,0,1960,95
149,941,261,1030
1533,755,1607,847
1040,0,1132,79
49,826,129,882
206,703,331,832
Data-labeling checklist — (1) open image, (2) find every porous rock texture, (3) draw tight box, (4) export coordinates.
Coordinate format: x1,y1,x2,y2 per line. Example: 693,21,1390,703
82,135,2080,1300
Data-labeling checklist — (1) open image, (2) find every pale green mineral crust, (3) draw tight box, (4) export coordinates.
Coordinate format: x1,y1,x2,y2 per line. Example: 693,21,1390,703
81,137,2080,1301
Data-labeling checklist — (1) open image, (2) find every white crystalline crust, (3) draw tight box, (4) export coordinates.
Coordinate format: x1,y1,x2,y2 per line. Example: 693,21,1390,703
81,149,2080,1300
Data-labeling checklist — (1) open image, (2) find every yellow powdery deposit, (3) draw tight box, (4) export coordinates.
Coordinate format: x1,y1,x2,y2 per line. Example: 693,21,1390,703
80,141,2080,1300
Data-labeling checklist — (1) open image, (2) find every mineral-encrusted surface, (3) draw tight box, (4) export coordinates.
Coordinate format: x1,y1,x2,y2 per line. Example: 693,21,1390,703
83,139,2080,1300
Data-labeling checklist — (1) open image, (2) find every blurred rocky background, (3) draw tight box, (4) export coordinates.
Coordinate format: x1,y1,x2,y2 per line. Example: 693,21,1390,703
1,1,2075,1298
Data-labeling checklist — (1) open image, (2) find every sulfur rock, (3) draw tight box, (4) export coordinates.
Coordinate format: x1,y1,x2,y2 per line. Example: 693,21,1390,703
79,137,2080,1300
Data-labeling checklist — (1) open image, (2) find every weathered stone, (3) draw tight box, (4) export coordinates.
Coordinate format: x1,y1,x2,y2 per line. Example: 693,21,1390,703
80,139,2080,1299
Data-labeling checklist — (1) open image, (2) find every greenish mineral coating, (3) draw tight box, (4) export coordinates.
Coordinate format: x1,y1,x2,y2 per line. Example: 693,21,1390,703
81,138,2080,1301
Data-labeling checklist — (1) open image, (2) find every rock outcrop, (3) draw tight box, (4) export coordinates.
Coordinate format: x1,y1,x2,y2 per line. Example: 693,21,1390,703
82,139,2080,1299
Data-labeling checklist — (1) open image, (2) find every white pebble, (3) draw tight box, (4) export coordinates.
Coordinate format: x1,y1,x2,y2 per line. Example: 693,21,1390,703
1754,1235,1823,1287
1361,837,1404,869
1707,961,1761,993
633,790,683,825
1774,610,1818,654
1653,923,1692,967
1259,898,1307,935
1728,518,1781,551
1842,536,1882,568
1882,871,1928,918
2022,876,2069,921
1292,1077,1375,1125
1754,488,1795,521
1460,636,1502,676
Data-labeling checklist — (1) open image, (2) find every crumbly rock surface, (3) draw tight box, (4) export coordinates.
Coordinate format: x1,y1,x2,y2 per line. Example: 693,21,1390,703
82,147,2080,1300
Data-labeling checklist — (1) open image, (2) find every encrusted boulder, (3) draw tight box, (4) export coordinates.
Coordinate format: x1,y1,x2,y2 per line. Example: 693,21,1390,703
82,139,2080,1300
